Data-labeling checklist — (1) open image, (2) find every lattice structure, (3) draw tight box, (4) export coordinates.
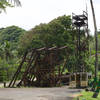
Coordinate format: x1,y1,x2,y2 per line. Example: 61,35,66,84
72,11,89,72
8,46,68,87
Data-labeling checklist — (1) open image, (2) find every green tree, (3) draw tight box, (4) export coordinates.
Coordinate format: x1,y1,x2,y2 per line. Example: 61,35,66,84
19,15,72,53
0,26,26,50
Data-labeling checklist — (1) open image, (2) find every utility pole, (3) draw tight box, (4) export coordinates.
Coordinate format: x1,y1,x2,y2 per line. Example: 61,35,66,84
90,0,98,78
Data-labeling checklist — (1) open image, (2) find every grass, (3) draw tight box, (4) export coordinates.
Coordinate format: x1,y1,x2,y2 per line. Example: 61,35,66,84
73,91,100,100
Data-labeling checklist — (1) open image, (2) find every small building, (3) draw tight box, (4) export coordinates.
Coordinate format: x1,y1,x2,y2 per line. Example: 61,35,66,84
70,72,89,88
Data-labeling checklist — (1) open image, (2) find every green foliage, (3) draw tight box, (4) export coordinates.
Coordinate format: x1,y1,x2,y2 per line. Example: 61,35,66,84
0,0,21,13
73,91,100,100
0,26,26,50
89,32,100,73
19,15,72,53
0,26,25,82
0,57,21,82
0,0,12,12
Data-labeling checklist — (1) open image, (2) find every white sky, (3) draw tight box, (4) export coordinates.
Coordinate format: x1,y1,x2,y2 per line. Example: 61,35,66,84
0,0,100,35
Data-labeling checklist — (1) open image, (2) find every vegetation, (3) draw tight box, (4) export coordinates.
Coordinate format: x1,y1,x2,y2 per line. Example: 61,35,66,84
0,26,26,50
0,25,25,82
0,0,21,12
0,14,98,84
0,0,21,83
73,91,100,100
19,15,72,52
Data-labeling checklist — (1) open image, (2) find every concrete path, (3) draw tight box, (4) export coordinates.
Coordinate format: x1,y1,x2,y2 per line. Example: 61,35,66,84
0,86,82,100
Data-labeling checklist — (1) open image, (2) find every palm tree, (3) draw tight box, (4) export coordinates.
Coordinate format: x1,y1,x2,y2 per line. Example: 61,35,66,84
0,0,21,12
90,0,98,78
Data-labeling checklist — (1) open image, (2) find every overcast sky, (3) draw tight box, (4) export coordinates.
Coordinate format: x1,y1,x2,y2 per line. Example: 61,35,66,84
0,0,100,35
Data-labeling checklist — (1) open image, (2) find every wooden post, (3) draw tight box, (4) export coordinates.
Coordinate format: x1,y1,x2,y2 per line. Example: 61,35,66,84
90,0,98,78
8,51,28,87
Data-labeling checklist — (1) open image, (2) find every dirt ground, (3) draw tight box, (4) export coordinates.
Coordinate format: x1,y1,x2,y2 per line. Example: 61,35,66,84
0,86,82,100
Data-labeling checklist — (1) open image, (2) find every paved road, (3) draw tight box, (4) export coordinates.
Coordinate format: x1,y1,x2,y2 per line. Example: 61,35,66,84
0,86,82,100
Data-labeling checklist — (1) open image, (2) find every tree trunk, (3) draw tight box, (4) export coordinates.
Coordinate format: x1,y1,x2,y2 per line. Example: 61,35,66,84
90,0,98,78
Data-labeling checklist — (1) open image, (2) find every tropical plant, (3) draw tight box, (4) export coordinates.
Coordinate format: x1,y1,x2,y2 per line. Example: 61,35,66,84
0,26,26,50
0,0,21,12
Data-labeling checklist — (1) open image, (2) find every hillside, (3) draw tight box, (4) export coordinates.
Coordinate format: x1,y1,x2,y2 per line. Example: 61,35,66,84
0,26,26,50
